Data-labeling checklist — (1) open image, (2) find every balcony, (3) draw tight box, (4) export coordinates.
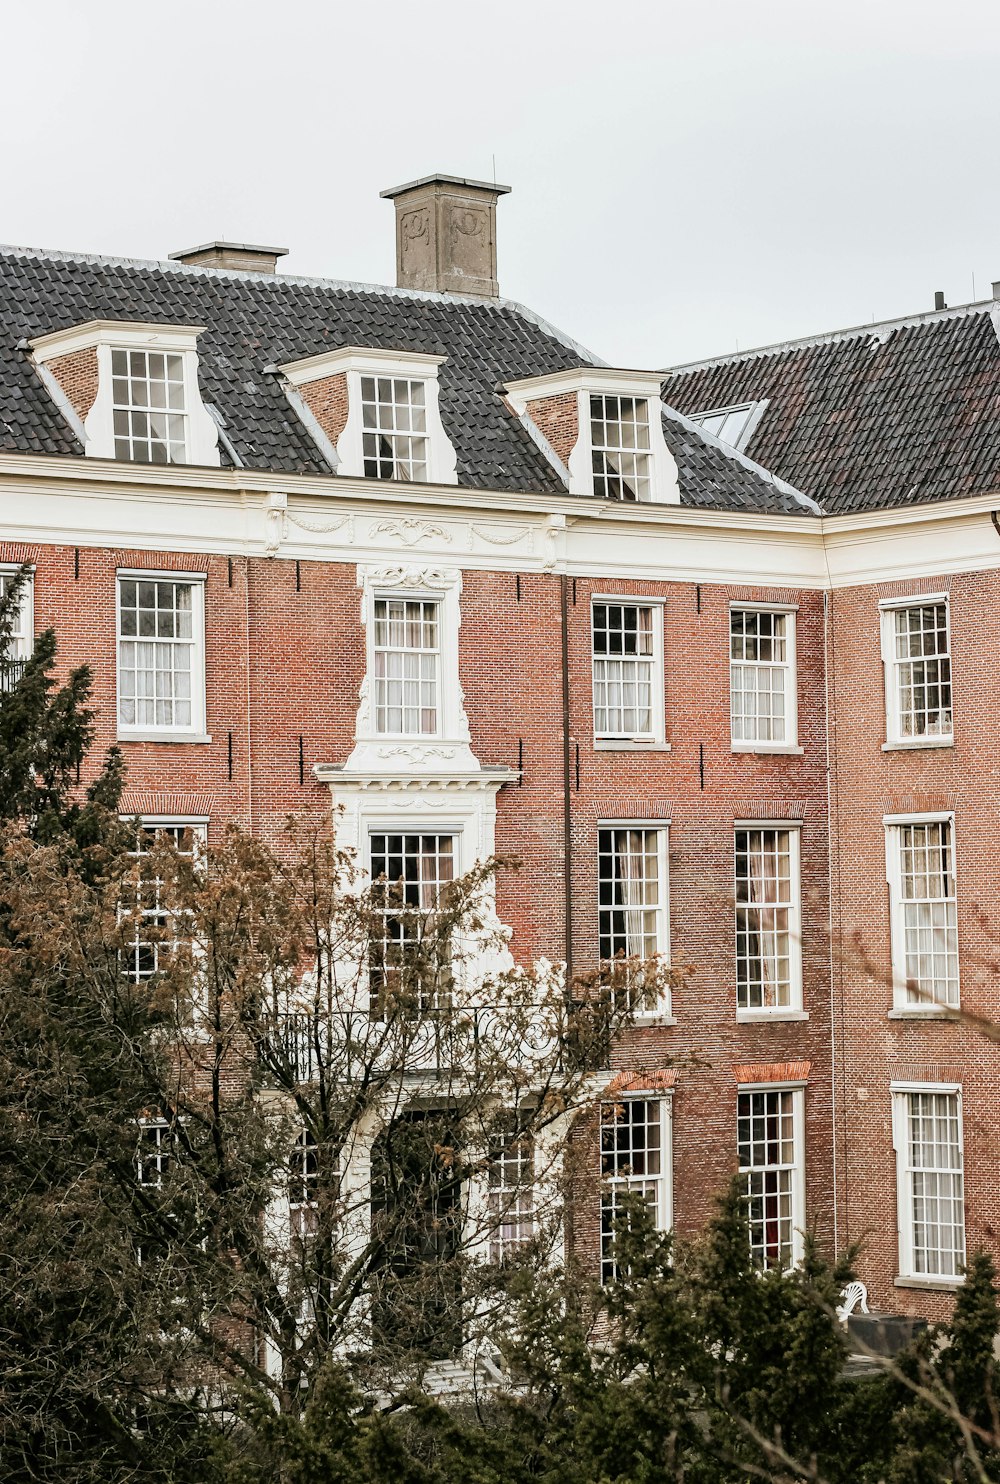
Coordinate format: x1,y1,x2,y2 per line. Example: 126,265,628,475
264,999,610,1084
0,658,26,693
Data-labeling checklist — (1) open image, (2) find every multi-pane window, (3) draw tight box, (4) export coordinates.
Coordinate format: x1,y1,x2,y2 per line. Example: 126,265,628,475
592,602,659,741
373,598,440,735
361,376,428,481
893,1088,965,1280
118,577,204,734
0,570,30,692
730,608,796,746
738,1088,801,1270
122,821,204,983
590,394,651,501
598,827,669,1011
289,1129,319,1244
488,1128,535,1263
883,600,953,743
887,818,960,1010
734,827,801,1011
111,348,186,463
136,1119,173,1189
369,833,456,1010
600,1098,670,1283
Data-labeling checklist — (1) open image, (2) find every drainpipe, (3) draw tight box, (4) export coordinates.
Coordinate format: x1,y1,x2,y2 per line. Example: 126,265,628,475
560,571,573,989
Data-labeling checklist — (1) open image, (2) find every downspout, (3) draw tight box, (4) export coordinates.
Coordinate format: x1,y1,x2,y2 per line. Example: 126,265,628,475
244,553,254,835
822,586,839,1252
560,572,574,989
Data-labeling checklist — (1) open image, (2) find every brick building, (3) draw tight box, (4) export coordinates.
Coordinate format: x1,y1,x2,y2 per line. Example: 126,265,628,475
0,175,994,1327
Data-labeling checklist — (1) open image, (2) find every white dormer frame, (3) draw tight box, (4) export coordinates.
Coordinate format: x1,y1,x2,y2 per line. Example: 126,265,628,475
29,320,221,467
504,367,679,505
279,346,458,486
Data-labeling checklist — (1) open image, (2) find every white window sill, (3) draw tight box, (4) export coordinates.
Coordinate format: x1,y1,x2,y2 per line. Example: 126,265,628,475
882,738,954,752
631,1012,677,1028
887,1007,960,1020
731,742,804,756
894,1274,964,1292
594,739,671,752
118,731,212,745
736,1008,809,1023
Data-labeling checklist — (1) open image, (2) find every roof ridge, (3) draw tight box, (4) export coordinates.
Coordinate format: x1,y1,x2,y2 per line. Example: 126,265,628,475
661,300,993,375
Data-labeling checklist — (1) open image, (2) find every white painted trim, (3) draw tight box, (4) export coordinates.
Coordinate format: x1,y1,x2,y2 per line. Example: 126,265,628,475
884,812,960,1012
596,821,672,1017
115,571,207,742
891,1083,966,1283
279,345,447,386
0,564,34,659
590,596,666,746
347,563,476,773
880,594,953,747
30,358,86,443
29,320,207,361
736,1083,807,1268
729,604,799,750
734,823,803,1015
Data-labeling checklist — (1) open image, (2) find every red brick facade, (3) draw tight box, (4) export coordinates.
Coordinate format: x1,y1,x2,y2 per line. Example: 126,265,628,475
47,346,99,421
524,392,578,466
297,373,350,450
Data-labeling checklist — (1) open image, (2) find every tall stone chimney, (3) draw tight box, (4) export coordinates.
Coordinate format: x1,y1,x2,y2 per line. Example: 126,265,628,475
380,174,511,298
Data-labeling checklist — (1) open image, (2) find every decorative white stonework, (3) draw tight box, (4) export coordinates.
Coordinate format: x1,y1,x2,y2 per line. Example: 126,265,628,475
346,563,477,774
278,346,458,486
29,320,222,467
504,366,680,505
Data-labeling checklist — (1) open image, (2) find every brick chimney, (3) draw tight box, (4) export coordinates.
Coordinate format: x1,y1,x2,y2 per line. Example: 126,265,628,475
168,241,288,274
380,174,510,298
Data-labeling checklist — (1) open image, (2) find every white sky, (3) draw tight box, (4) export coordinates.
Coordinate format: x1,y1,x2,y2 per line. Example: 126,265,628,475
6,0,1000,368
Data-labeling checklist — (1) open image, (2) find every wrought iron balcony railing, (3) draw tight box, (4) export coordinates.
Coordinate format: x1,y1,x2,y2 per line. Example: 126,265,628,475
0,657,27,693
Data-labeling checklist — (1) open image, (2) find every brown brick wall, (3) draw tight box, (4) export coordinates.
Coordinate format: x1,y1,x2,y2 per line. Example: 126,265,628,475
829,571,1000,1318
298,373,350,449
525,392,579,466
46,347,100,421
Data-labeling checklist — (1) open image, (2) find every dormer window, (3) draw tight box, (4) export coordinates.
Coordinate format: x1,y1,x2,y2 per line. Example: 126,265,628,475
504,368,678,505
687,400,766,451
28,321,220,467
590,394,651,501
277,347,457,485
111,349,186,463
362,376,428,481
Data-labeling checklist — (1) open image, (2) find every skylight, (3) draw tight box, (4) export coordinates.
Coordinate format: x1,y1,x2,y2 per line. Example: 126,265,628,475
688,400,765,451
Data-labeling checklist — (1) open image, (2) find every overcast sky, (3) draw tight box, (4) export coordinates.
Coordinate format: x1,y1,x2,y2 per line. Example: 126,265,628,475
5,0,1000,368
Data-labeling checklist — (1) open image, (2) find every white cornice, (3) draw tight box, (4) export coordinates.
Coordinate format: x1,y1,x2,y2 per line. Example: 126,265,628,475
279,344,447,387
30,320,206,362
2,452,1000,591
505,366,665,402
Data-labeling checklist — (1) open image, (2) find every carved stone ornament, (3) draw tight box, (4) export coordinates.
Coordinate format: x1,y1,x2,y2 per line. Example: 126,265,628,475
450,208,486,245
468,521,533,549
369,517,452,546
357,564,461,592
400,208,430,264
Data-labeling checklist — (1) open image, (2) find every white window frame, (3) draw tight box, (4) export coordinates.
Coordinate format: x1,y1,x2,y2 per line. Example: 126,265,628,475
687,399,767,451
729,602,801,754
116,570,208,743
136,1115,174,1190
349,564,476,772
884,811,960,1013
734,821,804,1020
880,593,954,749
0,565,33,689
120,816,208,985
591,597,666,749
737,1081,806,1270
278,346,458,485
28,320,221,466
487,1123,536,1264
597,822,671,1018
371,593,441,738
891,1082,966,1285
599,1093,673,1284
367,827,459,1011
588,392,653,502
503,368,679,504
110,345,188,464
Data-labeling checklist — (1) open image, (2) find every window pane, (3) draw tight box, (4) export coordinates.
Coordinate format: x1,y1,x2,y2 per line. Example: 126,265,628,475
891,604,952,739
111,348,188,463
735,828,795,1010
361,376,430,481
895,821,959,1007
590,394,651,501
118,580,197,731
730,610,790,743
738,1089,796,1270
600,1098,665,1283
592,603,655,737
373,597,440,735
369,832,455,1011
905,1091,964,1276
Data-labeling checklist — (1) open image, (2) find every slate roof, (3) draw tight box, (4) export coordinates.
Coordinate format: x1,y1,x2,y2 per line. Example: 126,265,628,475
0,245,814,517
663,303,1000,515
